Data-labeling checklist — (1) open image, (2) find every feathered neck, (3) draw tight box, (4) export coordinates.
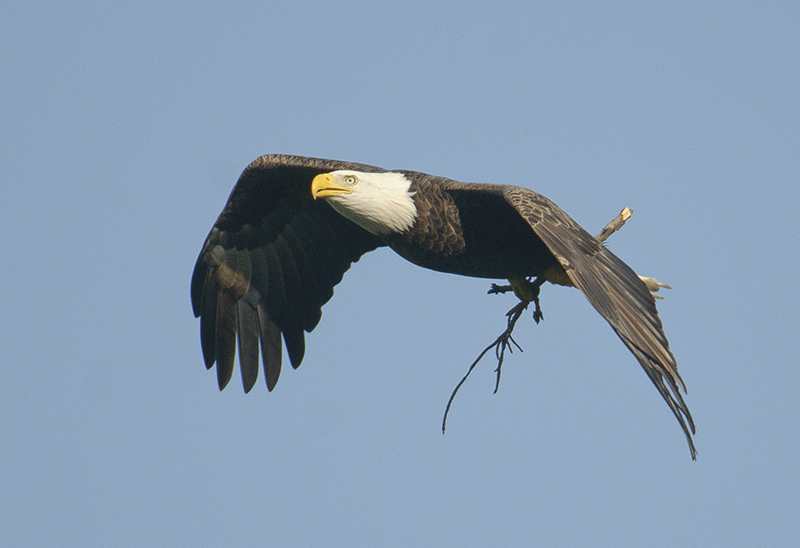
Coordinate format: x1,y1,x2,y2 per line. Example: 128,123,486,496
325,170,418,235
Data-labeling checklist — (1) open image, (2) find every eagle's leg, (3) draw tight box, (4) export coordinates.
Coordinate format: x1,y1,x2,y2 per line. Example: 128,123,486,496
490,276,545,324
508,276,545,324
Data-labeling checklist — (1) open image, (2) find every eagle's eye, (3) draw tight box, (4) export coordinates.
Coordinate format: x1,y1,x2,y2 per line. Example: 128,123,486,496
344,175,357,185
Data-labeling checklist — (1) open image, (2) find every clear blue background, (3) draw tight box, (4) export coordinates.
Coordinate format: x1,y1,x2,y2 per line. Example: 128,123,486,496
2,1,798,546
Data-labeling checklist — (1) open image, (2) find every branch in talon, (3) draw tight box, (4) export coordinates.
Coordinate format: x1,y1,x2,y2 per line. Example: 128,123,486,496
443,298,533,430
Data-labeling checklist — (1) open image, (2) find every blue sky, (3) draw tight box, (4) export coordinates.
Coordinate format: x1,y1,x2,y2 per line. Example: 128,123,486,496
2,1,799,546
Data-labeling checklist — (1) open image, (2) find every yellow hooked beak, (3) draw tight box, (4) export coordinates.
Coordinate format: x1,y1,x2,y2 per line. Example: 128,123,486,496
311,173,353,199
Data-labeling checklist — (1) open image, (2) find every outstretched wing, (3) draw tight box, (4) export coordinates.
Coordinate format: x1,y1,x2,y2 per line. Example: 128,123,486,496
191,155,385,392
505,187,696,458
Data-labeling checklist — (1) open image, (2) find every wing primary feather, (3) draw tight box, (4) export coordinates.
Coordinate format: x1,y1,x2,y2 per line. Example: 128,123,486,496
236,295,260,393
257,304,283,391
215,291,236,390
282,328,306,369
199,271,218,370
640,355,697,458
190,247,209,318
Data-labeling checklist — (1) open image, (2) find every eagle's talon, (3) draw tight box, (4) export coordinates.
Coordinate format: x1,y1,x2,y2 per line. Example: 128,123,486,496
532,299,543,324
488,283,512,295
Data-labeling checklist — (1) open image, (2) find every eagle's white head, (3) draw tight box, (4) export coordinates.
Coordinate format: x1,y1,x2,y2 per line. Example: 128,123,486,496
311,170,418,235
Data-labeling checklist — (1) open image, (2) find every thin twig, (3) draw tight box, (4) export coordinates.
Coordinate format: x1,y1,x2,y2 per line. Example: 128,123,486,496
442,300,528,433
492,304,527,393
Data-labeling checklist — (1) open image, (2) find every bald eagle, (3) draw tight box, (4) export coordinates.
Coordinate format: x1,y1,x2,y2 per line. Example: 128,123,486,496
191,154,696,458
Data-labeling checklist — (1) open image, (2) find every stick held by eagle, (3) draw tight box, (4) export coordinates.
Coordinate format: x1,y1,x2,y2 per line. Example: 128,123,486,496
191,154,696,458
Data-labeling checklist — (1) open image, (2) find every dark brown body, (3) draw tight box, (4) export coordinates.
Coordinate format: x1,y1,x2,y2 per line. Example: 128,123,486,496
388,172,561,279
